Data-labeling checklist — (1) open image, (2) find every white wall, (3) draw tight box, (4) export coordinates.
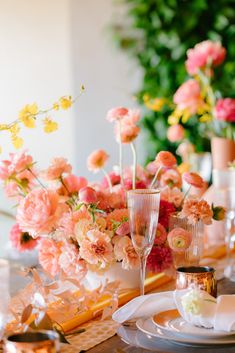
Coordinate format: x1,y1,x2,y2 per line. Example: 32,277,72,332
0,0,141,255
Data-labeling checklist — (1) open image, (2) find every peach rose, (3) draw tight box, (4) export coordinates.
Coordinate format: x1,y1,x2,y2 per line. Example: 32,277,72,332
215,98,235,123
183,172,204,188
155,151,177,168
106,107,128,122
186,40,226,75
87,149,109,172
168,227,192,253
167,124,185,142
173,79,204,115
16,189,61,237
41,157,72,180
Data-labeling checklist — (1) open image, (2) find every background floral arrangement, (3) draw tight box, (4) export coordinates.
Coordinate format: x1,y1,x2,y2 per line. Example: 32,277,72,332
0,108,225,281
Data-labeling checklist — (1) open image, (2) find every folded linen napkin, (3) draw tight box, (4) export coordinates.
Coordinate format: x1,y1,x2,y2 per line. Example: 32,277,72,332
112,291,175,323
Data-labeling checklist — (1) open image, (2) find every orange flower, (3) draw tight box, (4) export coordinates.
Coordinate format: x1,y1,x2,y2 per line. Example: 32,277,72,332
155,151,177,168
87,149,109,172
183,172,204,188
180,198,213,225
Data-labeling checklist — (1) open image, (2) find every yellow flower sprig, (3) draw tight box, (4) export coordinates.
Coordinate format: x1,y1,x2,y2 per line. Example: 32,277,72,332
0,85,85,151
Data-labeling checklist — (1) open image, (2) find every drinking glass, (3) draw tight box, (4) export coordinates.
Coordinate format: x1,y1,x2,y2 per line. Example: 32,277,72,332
0,259,10,340
127,189,160,295
224,187,235,281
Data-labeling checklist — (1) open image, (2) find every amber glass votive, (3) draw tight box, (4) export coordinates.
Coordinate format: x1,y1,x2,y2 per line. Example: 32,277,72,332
176,266,217,297
4,330,60,353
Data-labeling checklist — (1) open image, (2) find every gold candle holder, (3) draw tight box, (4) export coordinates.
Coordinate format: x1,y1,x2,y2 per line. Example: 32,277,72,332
4,330,60,353
176,266,217,297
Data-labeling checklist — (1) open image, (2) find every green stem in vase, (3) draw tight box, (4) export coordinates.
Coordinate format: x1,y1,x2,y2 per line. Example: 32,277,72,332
130,142,137,190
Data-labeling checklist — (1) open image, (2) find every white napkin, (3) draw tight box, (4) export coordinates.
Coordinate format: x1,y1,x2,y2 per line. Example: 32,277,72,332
214,295,235,331
112,291,175,323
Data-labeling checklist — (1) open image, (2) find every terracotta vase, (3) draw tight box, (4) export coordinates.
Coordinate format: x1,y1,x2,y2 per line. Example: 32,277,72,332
211,137,235,169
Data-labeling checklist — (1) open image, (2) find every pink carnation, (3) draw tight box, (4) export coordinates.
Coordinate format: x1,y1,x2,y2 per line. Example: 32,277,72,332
183,172,204,188
114,236,139,270
106,107,129,122
63,175,88,193
38,239,62,276
16,189,62,237
59,243,87,278
168,227,192,253
155,151,177,168
41,157,72,180
87,149,109,172
10,223,38,252
186,40,226,75
167,124,185,142
173,79,205,115
154,224,167,245
180,198,213,225
147,245,172,273
215,98,235,123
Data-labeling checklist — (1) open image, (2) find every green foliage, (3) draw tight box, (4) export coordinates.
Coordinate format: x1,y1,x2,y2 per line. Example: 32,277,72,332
111,0,235,162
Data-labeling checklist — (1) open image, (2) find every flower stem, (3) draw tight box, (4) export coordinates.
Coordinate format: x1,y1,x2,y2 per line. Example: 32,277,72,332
181,185,191,206
101,168,113,193
28,168,46,189
130,142,137,190
150,166,162,189
118,121,125,189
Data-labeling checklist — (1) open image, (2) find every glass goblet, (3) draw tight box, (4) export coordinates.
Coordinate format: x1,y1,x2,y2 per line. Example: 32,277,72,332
0,259,10,340
127,189,160,295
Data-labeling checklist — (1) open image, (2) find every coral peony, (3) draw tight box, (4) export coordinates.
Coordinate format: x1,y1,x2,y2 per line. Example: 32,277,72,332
79,186,97,204
180,198,213,225
167,124,185,142
16,189,62,237
38,239,61,276
87,149,109,172
186,40,226,75
215,98,235,123
168,227,192,253
183,172,204,188
155,151,177,168
10,223,38,252
173,79,204,115
106,107,128,122
41,157,72,180
154,224,167,246
63,174,88,193
147,245,172,272
114,236,139,270
158,199,176,228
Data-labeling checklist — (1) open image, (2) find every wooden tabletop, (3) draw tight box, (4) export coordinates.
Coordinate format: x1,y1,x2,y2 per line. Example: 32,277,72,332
87,278,235,353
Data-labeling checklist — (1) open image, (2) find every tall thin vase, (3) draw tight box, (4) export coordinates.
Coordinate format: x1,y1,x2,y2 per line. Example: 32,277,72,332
127,189,160,295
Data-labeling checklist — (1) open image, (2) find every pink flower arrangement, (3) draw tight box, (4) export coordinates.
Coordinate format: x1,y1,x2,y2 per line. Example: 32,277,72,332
215,98,235,123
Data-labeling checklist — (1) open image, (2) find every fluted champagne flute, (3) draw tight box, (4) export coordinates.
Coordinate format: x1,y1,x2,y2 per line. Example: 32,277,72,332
127,189,160,295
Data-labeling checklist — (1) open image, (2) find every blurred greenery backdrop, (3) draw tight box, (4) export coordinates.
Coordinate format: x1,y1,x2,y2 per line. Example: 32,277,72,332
111,0,235,162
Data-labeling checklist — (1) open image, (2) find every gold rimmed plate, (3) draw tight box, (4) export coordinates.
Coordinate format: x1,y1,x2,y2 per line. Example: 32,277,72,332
152,309,235,338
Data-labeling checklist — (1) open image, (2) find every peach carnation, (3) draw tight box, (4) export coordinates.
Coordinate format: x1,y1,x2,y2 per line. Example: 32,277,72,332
41,157,72,180
114,236,139,270
186,40,226,75
16,189,62,237
87,149,109,172
168,227,192,253
167,124,185,142
173,79,204,115
106,107,128,122
155,151,177,168
183,172,204,188
38,239,62,276
180,198,213,225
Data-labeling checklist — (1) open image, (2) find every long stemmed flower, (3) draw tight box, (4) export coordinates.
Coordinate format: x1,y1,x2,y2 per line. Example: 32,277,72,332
150,151,177,188
87,149,112,192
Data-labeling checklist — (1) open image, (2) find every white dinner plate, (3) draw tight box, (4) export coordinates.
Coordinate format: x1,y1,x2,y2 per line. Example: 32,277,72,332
152,309,235,338
136,317,235,346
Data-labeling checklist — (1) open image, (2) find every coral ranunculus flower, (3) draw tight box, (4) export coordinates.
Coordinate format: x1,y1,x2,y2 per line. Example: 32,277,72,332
215,98,235,123
167,124,185,142
173,79,204,115
106,107,129,122
168,227,192,253
185,40,226,75
87,149,109,172
183,172,204,188
155,151,177,168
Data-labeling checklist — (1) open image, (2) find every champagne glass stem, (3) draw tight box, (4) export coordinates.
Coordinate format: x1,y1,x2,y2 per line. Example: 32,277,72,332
140,255,147,295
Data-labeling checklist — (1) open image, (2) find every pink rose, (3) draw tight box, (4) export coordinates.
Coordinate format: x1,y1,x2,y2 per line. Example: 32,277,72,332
168,227,192,253
63,175,88,193
87,149,109,172
215,98,235,122
41,157,72,180
10,223,38,252
155,151,177,168
79,186,97,204
173,79,204,115
106,107,129,122
186,40,226,75
38,239,61,276
16,189,61,237
183,172,204,188
167,124,185,142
